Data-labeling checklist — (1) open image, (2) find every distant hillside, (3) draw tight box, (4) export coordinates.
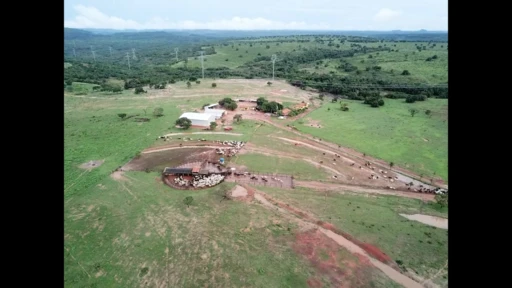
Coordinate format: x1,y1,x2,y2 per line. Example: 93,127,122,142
64,28,95,40
71,28,447,42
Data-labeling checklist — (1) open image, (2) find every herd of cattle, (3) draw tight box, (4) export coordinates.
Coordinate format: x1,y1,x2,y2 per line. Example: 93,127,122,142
173,174,225,188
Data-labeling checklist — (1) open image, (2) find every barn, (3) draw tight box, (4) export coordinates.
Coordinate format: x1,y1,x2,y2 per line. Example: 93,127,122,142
204,108,226,119
179,112,216,127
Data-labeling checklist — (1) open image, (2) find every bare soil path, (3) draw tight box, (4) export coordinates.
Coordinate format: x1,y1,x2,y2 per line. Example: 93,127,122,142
252,189,423,288
295,181,436,201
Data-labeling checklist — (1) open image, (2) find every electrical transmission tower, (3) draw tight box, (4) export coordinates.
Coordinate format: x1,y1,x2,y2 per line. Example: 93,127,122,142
109,46,113,57
73,41,76,58
132,48,137,60
126,52,131,70
174,48,179,61
200,51,205,79
90,46,96,62
271,54,277,81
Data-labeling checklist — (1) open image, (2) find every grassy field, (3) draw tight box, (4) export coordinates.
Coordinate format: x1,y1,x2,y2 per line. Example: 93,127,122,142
170,39,447,85
257,186,448,287
293,98,448,182
233,153,330,180
65,175,317,287
65,78,447,287
172,40,345,69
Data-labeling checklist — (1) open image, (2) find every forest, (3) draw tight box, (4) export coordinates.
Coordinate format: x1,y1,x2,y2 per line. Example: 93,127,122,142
64,28,448,99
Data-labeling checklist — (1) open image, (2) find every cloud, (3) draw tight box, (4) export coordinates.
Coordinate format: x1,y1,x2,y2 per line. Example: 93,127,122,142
64,5,330,30
373,8,402,22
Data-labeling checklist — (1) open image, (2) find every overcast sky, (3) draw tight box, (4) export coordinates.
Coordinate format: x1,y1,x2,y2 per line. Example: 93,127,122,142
64,0,447,31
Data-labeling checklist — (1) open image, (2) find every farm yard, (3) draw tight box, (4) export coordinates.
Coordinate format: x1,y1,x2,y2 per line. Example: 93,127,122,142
65,30,448,288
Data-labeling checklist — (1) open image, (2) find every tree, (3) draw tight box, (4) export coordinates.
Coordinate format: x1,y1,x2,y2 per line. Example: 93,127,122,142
196,80,201,84
175,117,192,129
401,70,411,75
187,81,191,88
405,95,417,103
233,114,243,123
425,110,432,118
183,196,194,208
212,83,217,88
389,162,394,169
210,121,217,130
118,113,127,120
153,107,164,117
267,81,272,86
256,97,267,106
340,103,349,111
319,94,324,100
434,194,448,207
134,87,146,94
409,108,418,117
225,102,238,111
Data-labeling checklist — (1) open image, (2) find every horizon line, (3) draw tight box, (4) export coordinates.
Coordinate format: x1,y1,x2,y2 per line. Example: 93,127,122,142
65,27,448,32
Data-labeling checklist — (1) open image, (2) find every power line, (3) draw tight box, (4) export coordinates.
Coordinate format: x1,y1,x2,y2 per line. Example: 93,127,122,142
271,54,277,81
126,52,131,70
90,46,96,62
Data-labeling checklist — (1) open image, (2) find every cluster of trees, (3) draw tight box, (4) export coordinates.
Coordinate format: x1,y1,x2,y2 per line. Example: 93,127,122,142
405,94,427,103
361,91,385,107
218,97,237,110
134,87,147,94
256,97,283,113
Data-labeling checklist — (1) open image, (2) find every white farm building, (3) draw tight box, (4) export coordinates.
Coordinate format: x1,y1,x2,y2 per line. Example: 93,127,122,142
204,108,226,119
179,112,216,127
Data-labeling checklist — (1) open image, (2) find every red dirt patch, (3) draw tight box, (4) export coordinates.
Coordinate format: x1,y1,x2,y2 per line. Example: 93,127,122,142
359,243,392,263
316,221,393,265
255,191,396,269
316,221,394,265
294,229,375,288
307,278,323,288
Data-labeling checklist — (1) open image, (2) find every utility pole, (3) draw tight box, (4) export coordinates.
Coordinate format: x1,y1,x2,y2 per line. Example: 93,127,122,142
90,46,96,62
200,51,205,80
126,52,131,70
132,48,137,60
174,48,179,61
271,54,277,81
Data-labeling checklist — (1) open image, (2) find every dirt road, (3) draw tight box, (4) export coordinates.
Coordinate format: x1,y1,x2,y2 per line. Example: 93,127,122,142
253,190,423,288
162,132,243,137
295,180,435,201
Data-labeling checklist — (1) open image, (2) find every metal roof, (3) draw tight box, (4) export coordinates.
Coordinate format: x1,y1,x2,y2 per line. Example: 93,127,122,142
204,109,225,116
179,112,216,121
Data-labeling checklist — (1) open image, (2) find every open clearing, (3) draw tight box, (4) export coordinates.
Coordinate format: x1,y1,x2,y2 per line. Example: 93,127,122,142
399,214,448,229
65,78,447,287
292,98,448,182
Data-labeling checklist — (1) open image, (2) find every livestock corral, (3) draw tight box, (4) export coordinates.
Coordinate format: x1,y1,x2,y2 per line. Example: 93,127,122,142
162,160,231,190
